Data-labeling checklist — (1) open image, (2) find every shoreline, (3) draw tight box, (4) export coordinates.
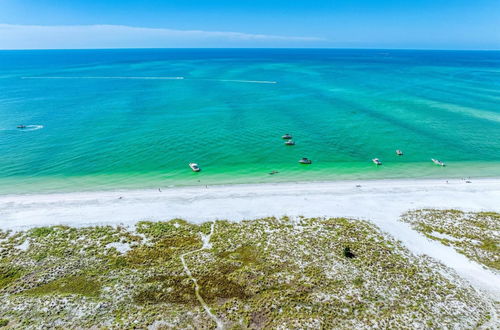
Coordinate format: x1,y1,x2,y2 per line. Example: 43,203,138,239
1,161,499,196
1,177,499,298
2,174,499,197
1,177,499,229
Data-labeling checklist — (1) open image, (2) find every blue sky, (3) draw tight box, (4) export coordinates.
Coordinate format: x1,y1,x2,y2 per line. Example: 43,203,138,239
0,0,499,49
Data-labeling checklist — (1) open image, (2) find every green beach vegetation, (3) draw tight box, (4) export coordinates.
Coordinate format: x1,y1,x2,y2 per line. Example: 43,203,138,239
0,216,492,328
401,209,500,271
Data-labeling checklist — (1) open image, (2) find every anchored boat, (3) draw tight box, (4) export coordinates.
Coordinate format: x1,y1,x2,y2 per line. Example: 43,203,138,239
372,158,382,165
396,150,403,156
299,157,312,164
282,134,292,140
285,140,295,146
432,159,445,166
189,163,201,172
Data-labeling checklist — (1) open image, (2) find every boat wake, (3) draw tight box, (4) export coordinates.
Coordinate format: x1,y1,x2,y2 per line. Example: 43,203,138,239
0,125,44,132
21,76,185,80
20,125,44,131
200,79,277,84
21,76,278,84
21,76,276,84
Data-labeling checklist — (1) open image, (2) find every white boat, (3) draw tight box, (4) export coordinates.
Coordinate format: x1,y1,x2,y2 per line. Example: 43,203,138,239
285,140,295,146
372,158,382,165
431,159,445,166
396,150,403,156
189,163,201,172
299,157,312,164
282,134,292,140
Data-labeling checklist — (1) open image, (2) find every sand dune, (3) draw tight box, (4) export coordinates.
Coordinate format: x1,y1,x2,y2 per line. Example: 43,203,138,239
1,178,499,298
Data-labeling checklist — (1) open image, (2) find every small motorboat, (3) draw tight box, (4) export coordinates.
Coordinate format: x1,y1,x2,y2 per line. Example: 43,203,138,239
285,140,295,146
17,125,27,129
282,134,292,140
372,158,382,165
299,157,312,164
432,159,445,166
396,150,403,156
189,163,201,172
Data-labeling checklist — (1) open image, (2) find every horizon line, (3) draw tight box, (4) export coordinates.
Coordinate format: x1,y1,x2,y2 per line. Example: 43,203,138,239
1,47,500,51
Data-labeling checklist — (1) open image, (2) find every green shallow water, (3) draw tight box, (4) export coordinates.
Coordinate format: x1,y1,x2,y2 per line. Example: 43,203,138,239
0,49,499,194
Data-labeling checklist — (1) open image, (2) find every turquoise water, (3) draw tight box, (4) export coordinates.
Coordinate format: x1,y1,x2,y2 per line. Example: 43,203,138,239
0,49,499,194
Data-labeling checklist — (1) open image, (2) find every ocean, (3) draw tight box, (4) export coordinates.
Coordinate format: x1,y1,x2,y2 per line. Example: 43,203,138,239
0,49,499,194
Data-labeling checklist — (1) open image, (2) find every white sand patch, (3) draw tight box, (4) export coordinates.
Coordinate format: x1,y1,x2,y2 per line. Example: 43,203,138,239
0,178,499,297
428,231,480,244
14,239,30,251
105,242,131,254
200,231,213,250
429,231,461,241
148,320,176,330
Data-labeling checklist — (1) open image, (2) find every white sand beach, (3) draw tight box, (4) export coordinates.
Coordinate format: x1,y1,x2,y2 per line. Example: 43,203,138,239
1,178,499,298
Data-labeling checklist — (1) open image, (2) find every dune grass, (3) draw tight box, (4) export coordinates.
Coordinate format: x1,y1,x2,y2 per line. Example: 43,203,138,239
0,216,492,328
401,209,499,270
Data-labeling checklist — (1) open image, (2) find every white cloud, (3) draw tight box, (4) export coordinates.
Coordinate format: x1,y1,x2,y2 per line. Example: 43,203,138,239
0,24,325,49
